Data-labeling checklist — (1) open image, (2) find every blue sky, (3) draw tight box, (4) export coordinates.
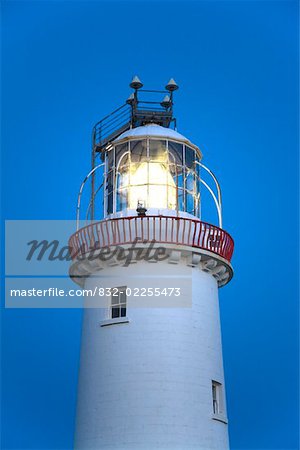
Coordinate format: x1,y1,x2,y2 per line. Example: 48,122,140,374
1,1,299,449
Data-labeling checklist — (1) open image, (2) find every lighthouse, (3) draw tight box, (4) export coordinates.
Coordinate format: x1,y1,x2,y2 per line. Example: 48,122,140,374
69,77,234,450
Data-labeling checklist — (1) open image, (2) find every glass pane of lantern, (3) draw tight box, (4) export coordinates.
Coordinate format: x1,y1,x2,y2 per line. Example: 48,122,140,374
149,140,167,161
148,184,169,209
186,192,195,215
186,171,195,192
128,160,176,210
168,141,183,165
107,193,113,215
128,162,148,209
116,159,129,212
196,159,201,177
117,168,128,187
185,146,195,169
116,187,128,211
130,140,147,163
117,152,129,171
194,194,200,217
149,161,167,185
175,166,184,190
115,143,128,167
169,163,178,195
195,165,201,214
166,186,177,210
106,170,114,194
169,162,177,177
178,188,184,211
107,147,115,169
106,170,114,214
150,165,176,209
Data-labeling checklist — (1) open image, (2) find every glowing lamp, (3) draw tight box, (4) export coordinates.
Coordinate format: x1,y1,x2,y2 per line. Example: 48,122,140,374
127,161,177,209
101,125,202,217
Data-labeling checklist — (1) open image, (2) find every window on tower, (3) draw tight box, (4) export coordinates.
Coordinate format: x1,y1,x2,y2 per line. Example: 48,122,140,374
111,287,127,319
212,380,223,415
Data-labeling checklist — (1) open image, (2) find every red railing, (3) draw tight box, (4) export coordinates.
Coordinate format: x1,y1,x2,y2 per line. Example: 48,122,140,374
69,216,234,263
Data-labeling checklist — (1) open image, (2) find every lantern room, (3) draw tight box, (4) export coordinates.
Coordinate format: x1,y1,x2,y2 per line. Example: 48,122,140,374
104,124,202,217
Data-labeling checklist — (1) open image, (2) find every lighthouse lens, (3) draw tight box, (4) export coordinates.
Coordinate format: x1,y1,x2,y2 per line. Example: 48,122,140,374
110,137,201,216
128,161,177,209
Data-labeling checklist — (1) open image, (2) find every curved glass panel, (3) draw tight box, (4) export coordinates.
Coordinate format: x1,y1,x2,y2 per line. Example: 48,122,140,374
106,137,201,216
130,140,147,163
149,140,167,161
115,143,128,166
106,169,114,215
168,141,183,165
185,146,195,169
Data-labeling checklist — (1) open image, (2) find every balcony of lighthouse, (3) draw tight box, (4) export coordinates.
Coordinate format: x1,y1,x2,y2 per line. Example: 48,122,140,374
70,124,234,288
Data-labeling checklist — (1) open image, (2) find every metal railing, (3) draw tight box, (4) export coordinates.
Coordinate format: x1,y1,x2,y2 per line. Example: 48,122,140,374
69,216,234,263
91,92,176,153
92,103,132,152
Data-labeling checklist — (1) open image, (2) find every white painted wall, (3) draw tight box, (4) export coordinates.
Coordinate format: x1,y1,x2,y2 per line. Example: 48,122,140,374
74,259,229,450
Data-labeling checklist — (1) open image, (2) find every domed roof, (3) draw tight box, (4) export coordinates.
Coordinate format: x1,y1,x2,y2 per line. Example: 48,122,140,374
114,124,195,146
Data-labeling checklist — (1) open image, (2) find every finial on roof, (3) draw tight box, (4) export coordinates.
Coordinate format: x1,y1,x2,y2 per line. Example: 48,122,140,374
165,78,179,92
130,75,143,90
126,93,135,104
161,95,171,108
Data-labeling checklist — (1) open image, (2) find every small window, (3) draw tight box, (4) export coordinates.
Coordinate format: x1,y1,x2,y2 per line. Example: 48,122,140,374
111,287,127,319
212,380,223,415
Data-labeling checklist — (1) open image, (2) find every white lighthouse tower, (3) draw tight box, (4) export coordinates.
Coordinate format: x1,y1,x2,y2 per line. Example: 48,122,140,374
69,77,234,450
